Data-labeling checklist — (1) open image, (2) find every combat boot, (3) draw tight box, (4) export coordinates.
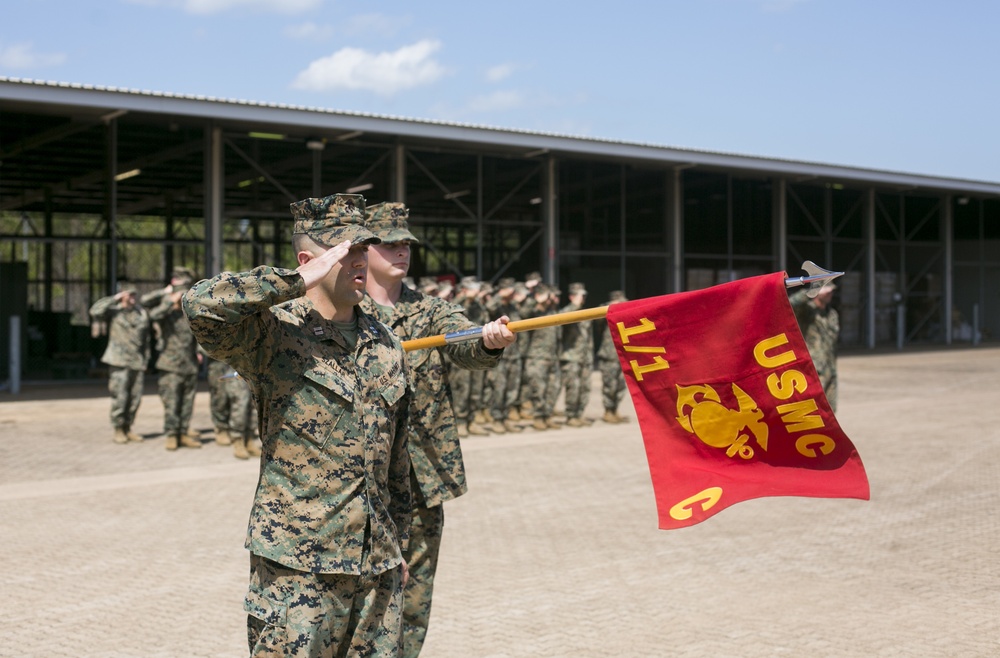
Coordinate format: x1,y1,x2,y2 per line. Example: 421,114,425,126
165,434,180,451
232,435,250,460
520,400,534,414
113,427,128,444
245,438,261,457
184,429,202,442
613,412,628,423
487,420,507,434
214,427,232,445
507,407,521,422
565,417,586,428
502,419,523,433
603,410,621,424
466,420,490,436
179,432,203,449
124,426,143,443
457,422,469,438
532,418,548,431
545,417,563,429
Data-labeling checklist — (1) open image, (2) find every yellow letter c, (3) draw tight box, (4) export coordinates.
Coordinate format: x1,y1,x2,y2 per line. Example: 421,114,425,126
669,487,724,521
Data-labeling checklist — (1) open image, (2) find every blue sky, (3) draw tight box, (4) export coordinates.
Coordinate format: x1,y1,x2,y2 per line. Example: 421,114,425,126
2,0,997,182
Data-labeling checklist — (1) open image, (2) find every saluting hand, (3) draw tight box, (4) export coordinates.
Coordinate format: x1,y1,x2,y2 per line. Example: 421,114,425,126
296,240,352,290
482,315,516,349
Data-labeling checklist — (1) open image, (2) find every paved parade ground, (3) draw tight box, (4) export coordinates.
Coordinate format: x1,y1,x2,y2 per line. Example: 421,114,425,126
3,346,1000,657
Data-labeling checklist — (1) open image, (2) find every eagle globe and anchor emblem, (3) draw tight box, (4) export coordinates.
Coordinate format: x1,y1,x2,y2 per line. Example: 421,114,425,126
675,383,769,459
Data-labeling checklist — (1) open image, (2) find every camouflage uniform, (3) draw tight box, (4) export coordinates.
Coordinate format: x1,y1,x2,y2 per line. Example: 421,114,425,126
598,291,629,422
485,279,522,428
523,286,562,424
184,194,412,657
207,357,258,453
597,325,627,418
448,279,489,429
361,201,505,658
559,286,593,423
790,289,840,411
145,289,200,439
89,291,151,439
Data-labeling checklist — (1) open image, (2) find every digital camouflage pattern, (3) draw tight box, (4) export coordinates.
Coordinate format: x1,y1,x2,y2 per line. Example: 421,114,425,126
245,553,403,657
365,202,419,243
398,504,444,656
207,358,256,437
597,325,627,413
359,285,501,507
183,266,412,576
789,289,840,411
147,293,199,435
485,296,522,422
449,293,489,424
90,294,151,431
522,297,561,419
360,284,502,658
147,294,199,375
290,194,379,247
89,294,151,370
559,300,594,419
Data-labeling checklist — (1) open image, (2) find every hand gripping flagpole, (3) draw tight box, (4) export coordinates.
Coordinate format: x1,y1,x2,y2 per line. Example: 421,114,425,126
401,261,844,352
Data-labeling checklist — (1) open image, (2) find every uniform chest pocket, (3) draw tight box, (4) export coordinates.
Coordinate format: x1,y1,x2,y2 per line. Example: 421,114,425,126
281,365,355,448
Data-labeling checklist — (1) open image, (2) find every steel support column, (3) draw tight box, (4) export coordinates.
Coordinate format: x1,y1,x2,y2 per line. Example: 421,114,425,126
541,157,558,285
865,188,876,349
205,125,224,276
943,195,953,345
390,144,406,203
667,168,683,293
106,117,118,295
773,178,787,274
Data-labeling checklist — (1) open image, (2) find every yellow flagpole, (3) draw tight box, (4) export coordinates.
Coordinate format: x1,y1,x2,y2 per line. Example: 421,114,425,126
402,305,610,352
401,261,843,352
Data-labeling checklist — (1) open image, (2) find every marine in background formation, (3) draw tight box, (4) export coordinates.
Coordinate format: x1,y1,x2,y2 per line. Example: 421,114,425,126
597,290,630,423
142,267,202,450
89,285,152,444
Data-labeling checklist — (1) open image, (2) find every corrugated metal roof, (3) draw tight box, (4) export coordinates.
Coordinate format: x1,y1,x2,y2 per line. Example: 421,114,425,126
2,76,999,195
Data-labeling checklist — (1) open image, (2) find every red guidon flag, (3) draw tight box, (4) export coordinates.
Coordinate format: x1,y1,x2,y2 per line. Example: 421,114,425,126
606,272,869,529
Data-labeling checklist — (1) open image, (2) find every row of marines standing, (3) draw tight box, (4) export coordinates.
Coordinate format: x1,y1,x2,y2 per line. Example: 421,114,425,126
416,274,631,436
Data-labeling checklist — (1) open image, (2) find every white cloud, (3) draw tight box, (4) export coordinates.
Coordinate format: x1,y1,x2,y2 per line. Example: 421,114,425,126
126,0,321,14
291,39,446,95
486,63,516,83
283,22,335,41
0,42,66,70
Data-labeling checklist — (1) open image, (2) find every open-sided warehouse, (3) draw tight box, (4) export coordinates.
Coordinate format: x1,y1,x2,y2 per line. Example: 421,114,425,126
2,77,999,379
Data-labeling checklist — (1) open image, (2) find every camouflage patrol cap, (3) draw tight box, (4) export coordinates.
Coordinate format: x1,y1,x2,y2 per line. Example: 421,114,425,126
497,277,516,290
513,282,530,296
608,290,628,303
117,283,138,296
459,275,481,292
568,282,587,295
418,276,438,288
290,194,379,247
525,271,542,284
364,202,419,243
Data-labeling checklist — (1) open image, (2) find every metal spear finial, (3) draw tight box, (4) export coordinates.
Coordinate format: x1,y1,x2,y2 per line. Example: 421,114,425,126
784,261,845,298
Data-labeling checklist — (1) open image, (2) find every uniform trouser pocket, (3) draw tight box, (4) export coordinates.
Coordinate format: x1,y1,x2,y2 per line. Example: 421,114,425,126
245,556,289,657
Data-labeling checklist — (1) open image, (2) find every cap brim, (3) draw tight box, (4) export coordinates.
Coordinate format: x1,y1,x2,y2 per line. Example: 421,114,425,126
310,224,381,247
377,228,420,244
